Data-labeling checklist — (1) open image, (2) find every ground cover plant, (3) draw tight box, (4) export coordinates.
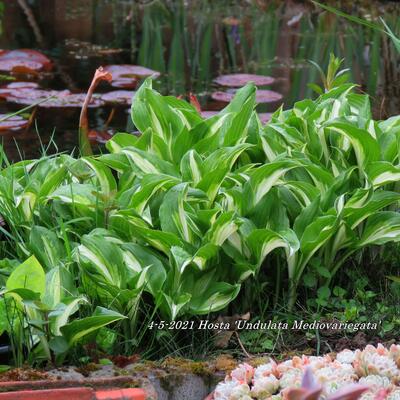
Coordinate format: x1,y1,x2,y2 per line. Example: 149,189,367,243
0,56,400,366
211,343,400,399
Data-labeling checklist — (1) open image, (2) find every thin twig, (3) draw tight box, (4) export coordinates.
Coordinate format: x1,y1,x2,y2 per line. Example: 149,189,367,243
234,331,252,358
17,0,45,47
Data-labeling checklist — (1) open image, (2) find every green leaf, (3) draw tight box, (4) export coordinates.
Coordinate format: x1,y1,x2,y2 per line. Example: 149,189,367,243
197,144,251,202
6,256,45,298
29,226,65,270
189,282,240,315
357,212,400,247
204,211,240,247
244,160,297,209
300,215,338,256
247,228,299,268
60,307,126,346
326,121,380,168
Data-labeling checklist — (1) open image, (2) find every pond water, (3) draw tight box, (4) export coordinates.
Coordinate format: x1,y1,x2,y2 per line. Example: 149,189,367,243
0,0,399,161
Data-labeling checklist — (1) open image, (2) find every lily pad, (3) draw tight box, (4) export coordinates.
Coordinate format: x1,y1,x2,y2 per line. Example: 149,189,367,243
1,82,39,89
0,49,52,73
0,114,29,131
100,90,135,105
259,113,273,124
200,111,219,118
103,65,160,89
0,87,103,108
214,73,275,87
211,89,282,103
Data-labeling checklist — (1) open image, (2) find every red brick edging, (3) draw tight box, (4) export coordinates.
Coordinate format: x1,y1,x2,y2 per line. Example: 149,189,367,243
0,387,146,399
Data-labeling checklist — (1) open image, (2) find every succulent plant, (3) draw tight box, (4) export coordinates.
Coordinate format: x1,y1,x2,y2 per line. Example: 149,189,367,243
209,344,400,400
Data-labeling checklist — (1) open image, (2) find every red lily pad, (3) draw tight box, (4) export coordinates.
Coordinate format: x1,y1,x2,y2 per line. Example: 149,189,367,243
201,111,219,118
214,73,275,87
259,113,273,124
100,90,135,105
211,89,282,103
1,87,103,108
0,49,52,73
0,114,29,131
0,82,40,98
2,82,39,89
103,65,160,89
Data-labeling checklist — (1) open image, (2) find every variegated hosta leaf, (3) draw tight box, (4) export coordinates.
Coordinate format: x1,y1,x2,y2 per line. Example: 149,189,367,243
243,160,297,210
188,282,240,315
196,144,252,202
247,228,300,268
344,190,400,229
79,158,117,196
159,183,200,244
325,121,380,169
357,211,400,247
75,235,126,289
128,174,180,214
367,161,400,187
159,292,191,321
300,214,338,257
192,243,219,271
180,150,203,184
121,243,167,295
105,132,138,154
122,147,178,177
204,211,241,247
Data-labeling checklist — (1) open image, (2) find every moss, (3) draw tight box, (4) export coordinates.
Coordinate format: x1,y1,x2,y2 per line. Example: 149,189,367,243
74,362,99,377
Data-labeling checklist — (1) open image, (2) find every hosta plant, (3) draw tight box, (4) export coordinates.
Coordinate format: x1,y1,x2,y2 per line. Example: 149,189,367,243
210,343,400,400
0,255,125,365
1,58,400,363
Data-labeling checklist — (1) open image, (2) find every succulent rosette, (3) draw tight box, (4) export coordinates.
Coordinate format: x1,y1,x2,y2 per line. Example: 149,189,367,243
212,344,400,400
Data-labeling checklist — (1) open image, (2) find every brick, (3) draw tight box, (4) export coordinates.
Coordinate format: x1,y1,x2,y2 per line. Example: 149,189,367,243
95,388,146,400
0,387,94,400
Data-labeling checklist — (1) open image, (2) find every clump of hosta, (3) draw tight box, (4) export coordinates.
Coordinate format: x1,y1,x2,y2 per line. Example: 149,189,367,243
212,344,400,400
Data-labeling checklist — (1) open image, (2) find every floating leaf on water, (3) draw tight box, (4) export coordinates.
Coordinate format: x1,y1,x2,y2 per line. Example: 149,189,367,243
213,73,275,87
0,87,104,108
0,49,52,73
100,90,135,105
103,65,160,89
211,89,282,103
259,112,273,124
0,114,29,131
2,82,39,89
201,111,219,118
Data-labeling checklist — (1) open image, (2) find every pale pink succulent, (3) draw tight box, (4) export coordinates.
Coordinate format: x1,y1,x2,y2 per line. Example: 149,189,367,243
250,375,280,398
354,349,398,379
279,368,304,389
254,361,279,380
214,381,251,400
387,388,400,400
231,363,255,384
210,344,400,400
337,350,356,364
358,375,391,389
389,345,400,368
